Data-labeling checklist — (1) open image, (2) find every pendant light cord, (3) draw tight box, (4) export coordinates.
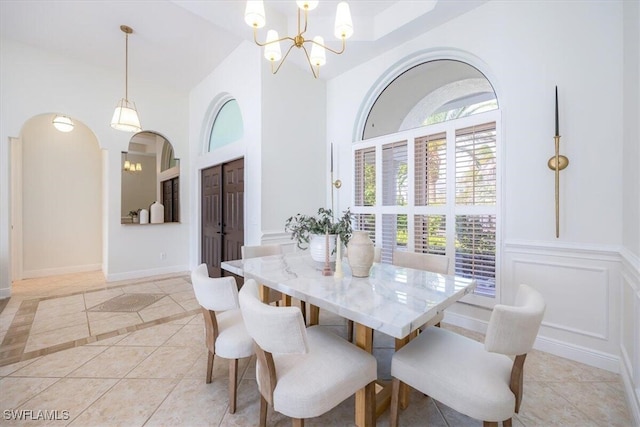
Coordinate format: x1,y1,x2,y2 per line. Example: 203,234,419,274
125,30,129,100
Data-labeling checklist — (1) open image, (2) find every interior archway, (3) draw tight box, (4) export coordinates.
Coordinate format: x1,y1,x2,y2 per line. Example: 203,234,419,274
15,113,103,279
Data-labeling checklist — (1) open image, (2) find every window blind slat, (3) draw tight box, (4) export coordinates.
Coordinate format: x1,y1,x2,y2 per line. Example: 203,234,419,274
382,141,408,206
355,147,376,206
415,132,446,206
414,214,446,255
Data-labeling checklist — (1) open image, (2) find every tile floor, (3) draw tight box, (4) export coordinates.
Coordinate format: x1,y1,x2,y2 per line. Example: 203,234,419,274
0,271,634,426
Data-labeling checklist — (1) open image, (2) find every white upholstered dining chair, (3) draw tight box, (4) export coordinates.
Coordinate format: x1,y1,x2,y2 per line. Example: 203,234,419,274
392,250,450,328
191,263,254,414
390,284,546,427
239,279,378,427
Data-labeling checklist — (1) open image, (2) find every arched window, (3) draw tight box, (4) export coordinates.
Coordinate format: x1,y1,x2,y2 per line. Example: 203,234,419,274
208,99,244,151
354,60,500,299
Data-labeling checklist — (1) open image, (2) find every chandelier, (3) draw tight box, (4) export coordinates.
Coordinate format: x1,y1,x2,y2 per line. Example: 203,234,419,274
123,153,142,172
111,25,142,132
244,1,353,78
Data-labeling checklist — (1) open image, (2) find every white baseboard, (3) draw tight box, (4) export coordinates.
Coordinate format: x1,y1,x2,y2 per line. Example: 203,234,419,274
534,335,620,373
22,263,102,279
0,287,10,298
444,310,620,373
105,265,189,282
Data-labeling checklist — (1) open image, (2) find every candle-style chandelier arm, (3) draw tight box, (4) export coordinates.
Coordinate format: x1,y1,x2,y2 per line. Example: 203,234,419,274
251,27,296,47
300,45,319,78
304,36,346,55
270,42,299,75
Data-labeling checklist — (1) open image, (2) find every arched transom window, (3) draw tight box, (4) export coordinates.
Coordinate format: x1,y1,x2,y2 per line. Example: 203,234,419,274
208,99,244,152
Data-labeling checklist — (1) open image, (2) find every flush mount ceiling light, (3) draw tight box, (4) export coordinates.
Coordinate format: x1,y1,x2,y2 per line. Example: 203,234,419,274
52,115,74,132
111,25,142,133
244,1,353,78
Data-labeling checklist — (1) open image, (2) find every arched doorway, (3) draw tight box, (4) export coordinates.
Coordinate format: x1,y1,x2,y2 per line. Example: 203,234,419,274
12,113,103,280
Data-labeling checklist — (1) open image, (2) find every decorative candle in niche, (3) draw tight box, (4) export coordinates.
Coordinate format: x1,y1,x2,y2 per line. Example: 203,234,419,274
150,201,164,224
139,208,149,224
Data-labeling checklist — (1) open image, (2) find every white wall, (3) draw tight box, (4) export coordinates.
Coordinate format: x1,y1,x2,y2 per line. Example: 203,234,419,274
329,0,628,369
21,115,102,277
260,59,327,239
0,38,190,292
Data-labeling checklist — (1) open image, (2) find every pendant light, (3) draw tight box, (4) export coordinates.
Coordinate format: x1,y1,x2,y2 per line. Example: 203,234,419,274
111,25,142,132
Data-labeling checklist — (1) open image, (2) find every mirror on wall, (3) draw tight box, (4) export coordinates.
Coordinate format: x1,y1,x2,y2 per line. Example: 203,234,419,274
121,131,180,224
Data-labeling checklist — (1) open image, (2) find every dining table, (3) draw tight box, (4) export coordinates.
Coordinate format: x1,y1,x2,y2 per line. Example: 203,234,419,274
222,251,476,427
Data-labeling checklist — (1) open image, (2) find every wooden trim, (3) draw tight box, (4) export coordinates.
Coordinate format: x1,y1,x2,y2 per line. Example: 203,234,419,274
229,358,238,414
510,354,527,413
202,308,218,383
254,344,277,405
390,378,401,427
260,395,268,427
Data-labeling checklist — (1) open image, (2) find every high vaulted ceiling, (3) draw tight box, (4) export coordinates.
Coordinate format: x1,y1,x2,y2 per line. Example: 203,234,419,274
0,0,486,92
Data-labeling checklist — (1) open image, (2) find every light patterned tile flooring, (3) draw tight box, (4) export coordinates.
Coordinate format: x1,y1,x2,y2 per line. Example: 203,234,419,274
0,271,634,426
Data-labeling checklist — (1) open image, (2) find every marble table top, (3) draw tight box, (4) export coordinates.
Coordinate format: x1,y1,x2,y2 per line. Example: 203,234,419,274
222,252,476,339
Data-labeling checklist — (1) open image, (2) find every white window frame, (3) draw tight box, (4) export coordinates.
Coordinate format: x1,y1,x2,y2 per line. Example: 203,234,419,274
352,110,501,308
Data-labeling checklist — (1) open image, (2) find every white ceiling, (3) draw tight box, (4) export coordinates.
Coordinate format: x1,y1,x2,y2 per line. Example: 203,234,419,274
0,0,486,92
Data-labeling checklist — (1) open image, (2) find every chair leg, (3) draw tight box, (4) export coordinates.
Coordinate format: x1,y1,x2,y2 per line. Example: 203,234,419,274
347,319,354,342
300,301,306,324
228,358,238,414
390,378,401,427
206,350,214,384
259,395,268,427
292,418,304,427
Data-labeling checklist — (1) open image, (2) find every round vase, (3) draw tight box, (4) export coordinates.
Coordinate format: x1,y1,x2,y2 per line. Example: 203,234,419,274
347,231,374,277
309,234,337,263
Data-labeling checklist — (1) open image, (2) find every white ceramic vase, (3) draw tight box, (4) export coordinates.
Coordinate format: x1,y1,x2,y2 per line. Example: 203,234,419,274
347,231,374,277
309,234,337,263
150,201,164,224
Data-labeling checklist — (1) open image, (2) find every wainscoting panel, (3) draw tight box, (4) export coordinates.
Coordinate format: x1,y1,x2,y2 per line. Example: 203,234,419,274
511,258,609,340
502,241,622,372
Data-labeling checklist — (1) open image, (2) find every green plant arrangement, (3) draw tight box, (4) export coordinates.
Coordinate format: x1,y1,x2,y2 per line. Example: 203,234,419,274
128,210,139,220
285,207,353,250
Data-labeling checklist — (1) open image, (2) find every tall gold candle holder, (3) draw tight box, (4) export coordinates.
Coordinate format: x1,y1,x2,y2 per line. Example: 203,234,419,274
548,86,569,238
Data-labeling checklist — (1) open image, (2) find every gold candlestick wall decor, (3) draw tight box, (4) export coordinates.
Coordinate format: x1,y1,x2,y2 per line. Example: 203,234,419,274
548,86,569,238
330,143,342,215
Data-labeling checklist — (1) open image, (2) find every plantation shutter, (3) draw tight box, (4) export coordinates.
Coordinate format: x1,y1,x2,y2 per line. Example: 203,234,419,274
381,214,407,264
414,214,446,255
455,122,496,205
415,132,446,206
454,122,497,295
382,141,408,206
354,147,376,206
353,213,376,244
